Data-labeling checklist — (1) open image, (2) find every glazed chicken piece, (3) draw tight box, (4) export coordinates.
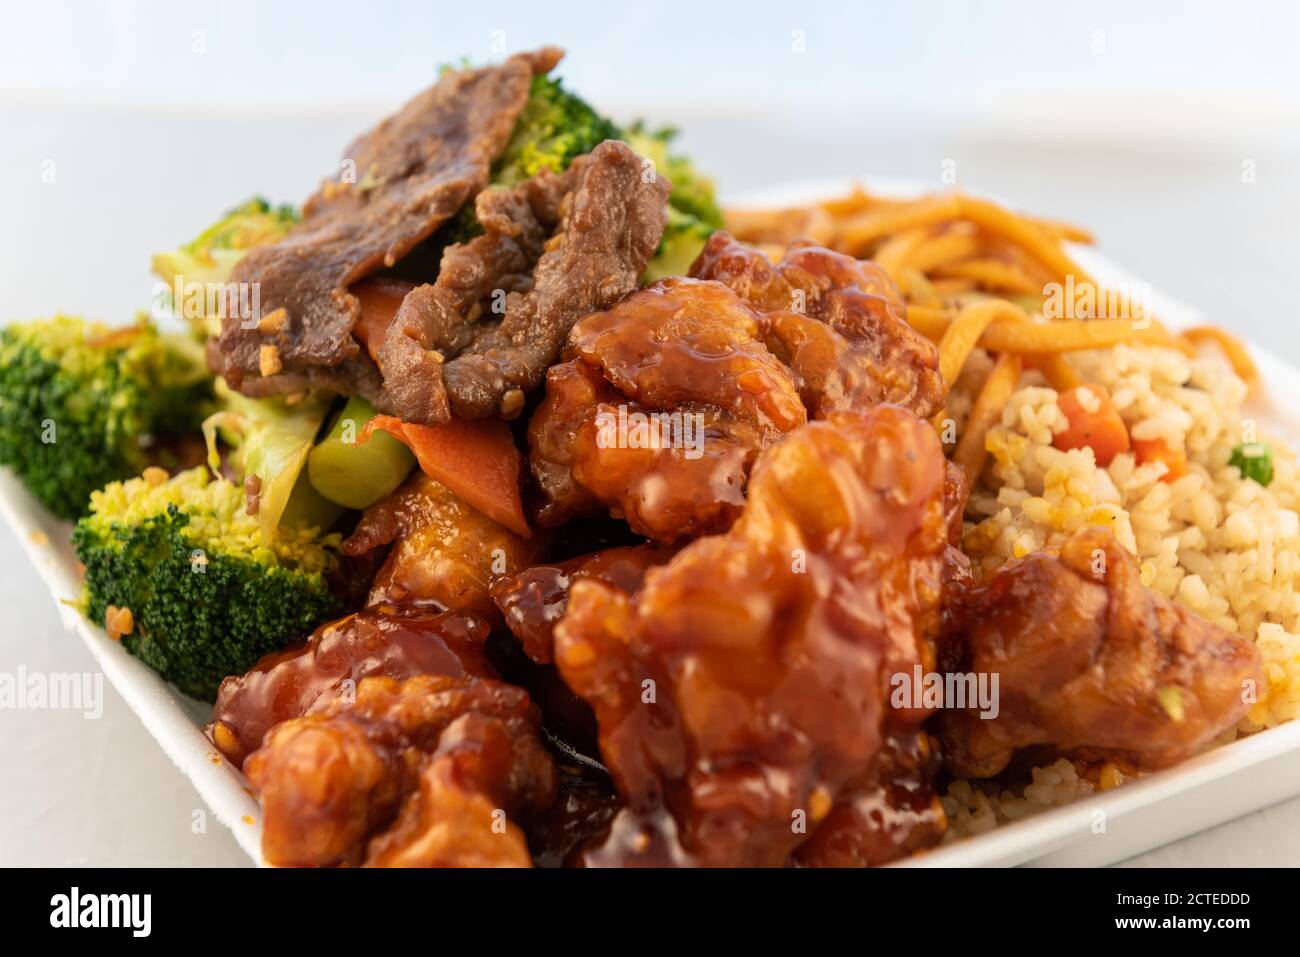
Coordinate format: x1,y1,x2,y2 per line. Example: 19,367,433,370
342,471,543,620
486,542,677,763
490,542,677,664
529,278,806,541
938,527,1263,778
527,360,615,527
554,404,951,866
566,279,806,434
527,238,944,543
208,608,496,766
793,733,945,867
246,674,556,867
691,231,944,419
793,464,967,867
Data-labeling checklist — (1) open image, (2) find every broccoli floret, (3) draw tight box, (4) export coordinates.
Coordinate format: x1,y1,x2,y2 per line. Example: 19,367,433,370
152,197,297,289
0,316,212,520
497,75,622,187
624,124,723,280
72,467,344,700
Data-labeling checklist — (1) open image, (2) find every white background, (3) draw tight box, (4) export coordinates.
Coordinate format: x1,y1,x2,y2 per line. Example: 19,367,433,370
1,0,1298,866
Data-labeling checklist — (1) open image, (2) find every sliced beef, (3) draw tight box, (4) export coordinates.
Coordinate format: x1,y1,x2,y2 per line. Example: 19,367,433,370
215,48,561,393
206,337,391,404
378,139,671,423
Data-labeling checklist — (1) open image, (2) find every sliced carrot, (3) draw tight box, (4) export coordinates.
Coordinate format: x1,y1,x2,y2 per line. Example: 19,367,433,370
351,278,414,362
1133,435,1187,482
1054,384,1130,466
363,414,530,537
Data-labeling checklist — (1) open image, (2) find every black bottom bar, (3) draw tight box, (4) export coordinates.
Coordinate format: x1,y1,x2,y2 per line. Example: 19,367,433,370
0,866,1281,941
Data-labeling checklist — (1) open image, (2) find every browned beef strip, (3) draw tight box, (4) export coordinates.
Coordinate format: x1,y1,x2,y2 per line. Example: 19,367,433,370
377,139,671,423
215,47,561,392
417,185,554,356
205,338,390,405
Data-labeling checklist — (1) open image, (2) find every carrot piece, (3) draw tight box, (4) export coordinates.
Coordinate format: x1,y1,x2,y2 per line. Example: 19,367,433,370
364,415,530,537
351,278,414,362
1133,435,1188,482
1053,384,1130,466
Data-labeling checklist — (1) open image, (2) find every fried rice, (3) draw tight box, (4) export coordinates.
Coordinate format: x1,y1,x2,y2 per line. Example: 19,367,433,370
941,342,1300,838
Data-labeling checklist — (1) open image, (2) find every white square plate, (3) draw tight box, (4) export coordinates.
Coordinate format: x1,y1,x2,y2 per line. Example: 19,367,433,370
5,178,1299,867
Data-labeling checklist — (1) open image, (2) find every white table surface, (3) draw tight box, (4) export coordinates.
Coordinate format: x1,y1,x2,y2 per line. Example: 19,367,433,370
2,99,1297,868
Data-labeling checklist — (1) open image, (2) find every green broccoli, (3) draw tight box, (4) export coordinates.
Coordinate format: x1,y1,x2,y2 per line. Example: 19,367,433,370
496,75,622,187
625,124,725,281
72,467,344,700
0,316,212,520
